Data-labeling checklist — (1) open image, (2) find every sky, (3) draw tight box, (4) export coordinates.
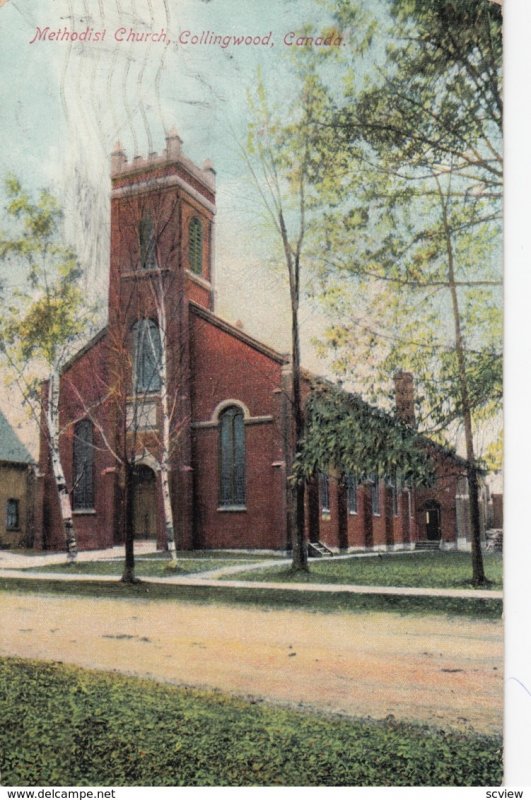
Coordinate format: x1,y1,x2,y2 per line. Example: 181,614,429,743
0,0,359,446
0,0,349,373
0,0,502,463
3,0,531,781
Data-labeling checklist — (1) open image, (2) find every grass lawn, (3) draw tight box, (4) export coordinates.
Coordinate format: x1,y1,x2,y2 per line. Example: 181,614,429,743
20,558,253,578
226,551,503,589
137,550,279,561
0,576,502,618
0,657,502,786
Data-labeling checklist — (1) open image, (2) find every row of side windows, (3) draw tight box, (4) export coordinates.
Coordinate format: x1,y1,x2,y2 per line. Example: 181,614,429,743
138,215,204,275
319,474,404,517
319,472,362,516
71,414,408,518
70,405,246,512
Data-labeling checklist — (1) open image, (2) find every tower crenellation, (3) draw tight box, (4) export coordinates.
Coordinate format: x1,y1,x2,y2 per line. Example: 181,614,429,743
109,127,216,318
110,128,216,193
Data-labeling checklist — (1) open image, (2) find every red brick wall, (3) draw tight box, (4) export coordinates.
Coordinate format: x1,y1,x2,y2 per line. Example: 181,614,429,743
415,449,461,544
318,475,339,549
346,484,369,548
36,335,119,551
189,311,287,550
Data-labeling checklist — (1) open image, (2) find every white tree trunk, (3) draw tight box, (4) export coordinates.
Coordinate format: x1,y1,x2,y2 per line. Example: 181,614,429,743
47,372,78,562
157,301,177,561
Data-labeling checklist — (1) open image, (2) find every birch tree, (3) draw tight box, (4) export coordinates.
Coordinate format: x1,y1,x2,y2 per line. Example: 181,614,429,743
152,280,177,562
0,176,93,562
105,180,184,578
119,183,183,567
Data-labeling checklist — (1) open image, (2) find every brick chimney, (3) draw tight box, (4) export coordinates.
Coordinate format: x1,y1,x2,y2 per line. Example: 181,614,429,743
110,141,127,175
394,370,416,426
165,127,183,159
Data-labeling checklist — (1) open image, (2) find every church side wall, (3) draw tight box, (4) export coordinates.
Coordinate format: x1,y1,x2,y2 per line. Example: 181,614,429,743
415,451,461,547
36,335,117,552
189,313,288,551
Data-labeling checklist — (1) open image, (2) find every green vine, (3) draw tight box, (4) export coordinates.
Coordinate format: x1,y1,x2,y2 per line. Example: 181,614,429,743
293,382,435,486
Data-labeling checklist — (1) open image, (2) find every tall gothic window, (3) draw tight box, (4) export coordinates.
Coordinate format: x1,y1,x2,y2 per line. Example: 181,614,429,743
371,474,381,515
219,406,245,507
73,420,94,510
139,215,157,270
389,472,399,516
319,472,330,514
133,319,162,393
189,217,202,275
346,473,358,514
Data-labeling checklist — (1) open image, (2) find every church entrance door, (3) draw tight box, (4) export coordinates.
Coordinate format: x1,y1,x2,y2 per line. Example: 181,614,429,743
132,465,157,539
423,500,441,541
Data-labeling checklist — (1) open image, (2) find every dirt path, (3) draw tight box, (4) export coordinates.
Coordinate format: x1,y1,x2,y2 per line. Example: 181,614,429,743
0,591,502,734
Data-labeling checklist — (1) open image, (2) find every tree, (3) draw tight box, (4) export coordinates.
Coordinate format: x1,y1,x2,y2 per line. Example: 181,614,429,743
293,379,434,488
0,176,93,562
245,66,440,570
62,176,188,582
245,69,329,571
308,0,502,584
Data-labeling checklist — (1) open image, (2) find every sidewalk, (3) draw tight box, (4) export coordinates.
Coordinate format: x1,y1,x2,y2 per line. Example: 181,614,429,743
0,542,159,568
0,547,503,600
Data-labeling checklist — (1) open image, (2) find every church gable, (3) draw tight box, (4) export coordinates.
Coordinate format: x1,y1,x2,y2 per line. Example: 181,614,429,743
34,127,471,557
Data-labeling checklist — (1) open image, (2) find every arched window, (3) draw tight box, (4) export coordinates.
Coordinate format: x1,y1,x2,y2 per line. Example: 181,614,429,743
386,472,399,516
139,215,157,270
73,419,94,510
370,474,381,515
319,472,330,514
189,217,202,275
133,319,162,393
346,473,358,514
219,406,245,507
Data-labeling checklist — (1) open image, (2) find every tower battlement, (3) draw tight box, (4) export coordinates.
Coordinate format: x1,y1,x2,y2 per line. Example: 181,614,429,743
110,127,216,198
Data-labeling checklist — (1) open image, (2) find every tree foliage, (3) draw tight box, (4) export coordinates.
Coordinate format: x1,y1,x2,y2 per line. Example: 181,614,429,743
311,0,502,438
0,176,88,371
0,176,93,561
303,0,502,584
293,382,434,486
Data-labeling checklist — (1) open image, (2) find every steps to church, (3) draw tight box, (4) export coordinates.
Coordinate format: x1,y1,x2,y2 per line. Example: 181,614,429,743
308,541,334,558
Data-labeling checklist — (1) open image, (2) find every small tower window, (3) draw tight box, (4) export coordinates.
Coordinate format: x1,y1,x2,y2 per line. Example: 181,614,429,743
133,319,162,393
139,215,157,270
189,217,202,275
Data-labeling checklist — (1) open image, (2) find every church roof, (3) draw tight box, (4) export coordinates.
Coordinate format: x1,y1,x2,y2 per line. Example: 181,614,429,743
0,409,34,465
190,303,289,364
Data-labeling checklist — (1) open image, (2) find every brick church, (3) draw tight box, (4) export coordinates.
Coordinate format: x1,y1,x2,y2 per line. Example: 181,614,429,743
34,131,481,554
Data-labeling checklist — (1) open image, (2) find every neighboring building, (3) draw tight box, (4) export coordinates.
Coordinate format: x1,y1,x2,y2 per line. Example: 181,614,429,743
34,131,481,554
0,409,35,548
486,470,503,531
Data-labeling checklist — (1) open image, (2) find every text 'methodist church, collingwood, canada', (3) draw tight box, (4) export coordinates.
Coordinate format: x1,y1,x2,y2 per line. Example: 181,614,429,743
34,130,481,555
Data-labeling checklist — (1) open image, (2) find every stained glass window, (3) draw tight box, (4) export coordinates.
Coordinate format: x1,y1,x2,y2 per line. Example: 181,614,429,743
219,406,245,506
133,320,162,393
73,420,94,510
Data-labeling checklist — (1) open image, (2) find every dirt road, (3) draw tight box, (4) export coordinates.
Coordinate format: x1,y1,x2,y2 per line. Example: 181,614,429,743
0,591,502,734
